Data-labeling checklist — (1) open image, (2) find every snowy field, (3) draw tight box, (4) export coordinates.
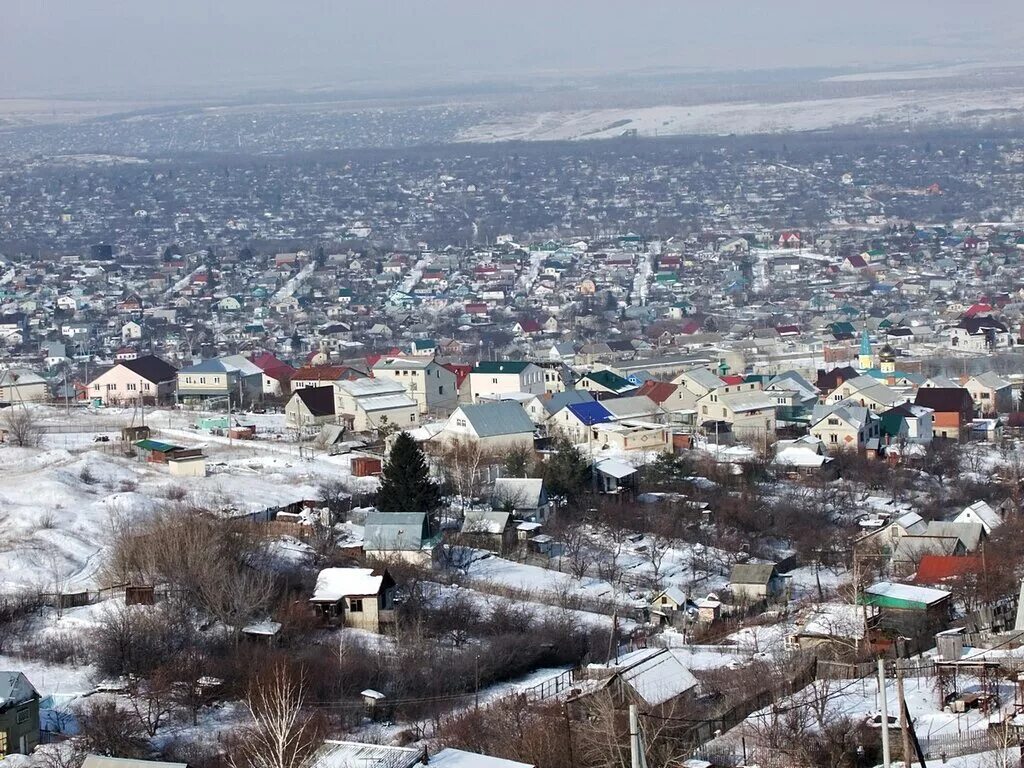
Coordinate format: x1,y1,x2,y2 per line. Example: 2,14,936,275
458,87,1024,142
0,404,376,594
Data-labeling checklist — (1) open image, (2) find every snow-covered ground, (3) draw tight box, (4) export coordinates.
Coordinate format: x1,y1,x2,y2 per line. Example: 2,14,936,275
0,404,371,594
458,87,1024,142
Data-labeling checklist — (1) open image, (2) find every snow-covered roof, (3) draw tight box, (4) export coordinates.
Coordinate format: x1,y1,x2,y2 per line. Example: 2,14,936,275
429,749,535,768
337,377,407,398
310,568,383,602
0,671,38,707
603,647,699,706
864,581,950,606
595,458,637,479
954,500,1002,534
311,740,419,768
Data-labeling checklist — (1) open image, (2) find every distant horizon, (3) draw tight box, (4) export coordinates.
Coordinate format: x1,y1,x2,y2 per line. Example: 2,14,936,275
3,0,1021,101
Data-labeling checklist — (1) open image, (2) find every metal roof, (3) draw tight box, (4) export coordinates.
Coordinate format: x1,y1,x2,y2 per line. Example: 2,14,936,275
456,402,535,437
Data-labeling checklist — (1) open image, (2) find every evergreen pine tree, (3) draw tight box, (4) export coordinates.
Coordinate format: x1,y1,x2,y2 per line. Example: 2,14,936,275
543,438,591,505
376,432,441,513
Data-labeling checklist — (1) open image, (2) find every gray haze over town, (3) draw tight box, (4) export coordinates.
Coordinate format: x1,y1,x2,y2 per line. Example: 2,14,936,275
4,4,1024,768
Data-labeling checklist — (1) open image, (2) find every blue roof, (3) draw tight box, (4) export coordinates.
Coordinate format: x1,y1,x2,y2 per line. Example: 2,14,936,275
566,401,613,426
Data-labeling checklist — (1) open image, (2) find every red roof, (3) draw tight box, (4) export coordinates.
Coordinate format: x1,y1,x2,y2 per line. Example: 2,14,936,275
846,254,868,269
913,555,983,585
720,375,745,386
517,319,543,333
292,365,362,382
636,380,678,404
249,352,296,381
775,325,800,336
442,363,472,388
964,303,993,318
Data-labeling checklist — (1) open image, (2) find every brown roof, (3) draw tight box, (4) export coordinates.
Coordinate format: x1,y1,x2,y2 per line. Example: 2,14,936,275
914,387,974,414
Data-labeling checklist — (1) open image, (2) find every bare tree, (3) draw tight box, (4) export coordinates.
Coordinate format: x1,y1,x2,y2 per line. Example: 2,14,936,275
231,663,324,768
1,406,43,447
126,667,177,737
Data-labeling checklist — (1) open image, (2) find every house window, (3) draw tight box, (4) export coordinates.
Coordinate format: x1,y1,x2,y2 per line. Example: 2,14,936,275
349,599,363,613
16,707,28,724
830,434,838,443
456,419,466,427
0,731,6,754
827,418,840,426
438,386,444,395
410,414,416,422
93,384,100,391
106,384,116,391
127,383,137,391
200,377,206,384
143,383,150,391
492,378,498,384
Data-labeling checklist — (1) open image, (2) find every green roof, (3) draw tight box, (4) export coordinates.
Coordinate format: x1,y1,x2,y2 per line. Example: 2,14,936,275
473,361,532,375
135,439,180,453
581,369,632,392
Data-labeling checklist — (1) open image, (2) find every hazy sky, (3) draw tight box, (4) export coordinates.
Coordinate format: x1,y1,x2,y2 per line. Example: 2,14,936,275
2,0,1019,99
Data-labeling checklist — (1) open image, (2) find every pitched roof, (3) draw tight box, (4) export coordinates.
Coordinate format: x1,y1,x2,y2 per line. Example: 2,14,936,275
730,563,777,585
118,355,177,384
538,389,594,415
363,512,428,551
914,387,974,413
311,568,384,602
294,386,336,417
0,671,38,706
456,402,535,437
913,555,983,585
580,369,634,393
566,401,613,425
636,380,678,404
473,360,532,375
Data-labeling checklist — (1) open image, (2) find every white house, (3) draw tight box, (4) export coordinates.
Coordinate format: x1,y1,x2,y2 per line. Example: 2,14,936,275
371,356,458,414
469,361,546,402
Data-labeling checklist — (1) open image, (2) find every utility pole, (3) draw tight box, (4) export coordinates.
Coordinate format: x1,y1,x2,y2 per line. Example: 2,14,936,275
897,667,913,768
628,704,647,768
878,658,891,768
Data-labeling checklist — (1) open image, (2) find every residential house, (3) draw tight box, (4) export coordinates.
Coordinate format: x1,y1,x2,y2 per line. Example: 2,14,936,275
810,402,882,451
176,356,264,404
948,316,1011,352
285,386,338,430
790,603,878,656
309,567,396,632
729,563,784,602
697,389,778,442
963,372,1013,415
291,365,367,390
523,389,594,426
914,388,975,439
576,369,636,398
248,352,296,397
363,512,432,564
0,368,49,404
953,500,1003,535
879,403,934,445
570,647,699,714
440,402,536,452
491,478,550,522
0,672,39,755
371,356,458,414
772,436,838,478
334,378,418,433
469,361,546,402
88,355,177,405
459,510,516,553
